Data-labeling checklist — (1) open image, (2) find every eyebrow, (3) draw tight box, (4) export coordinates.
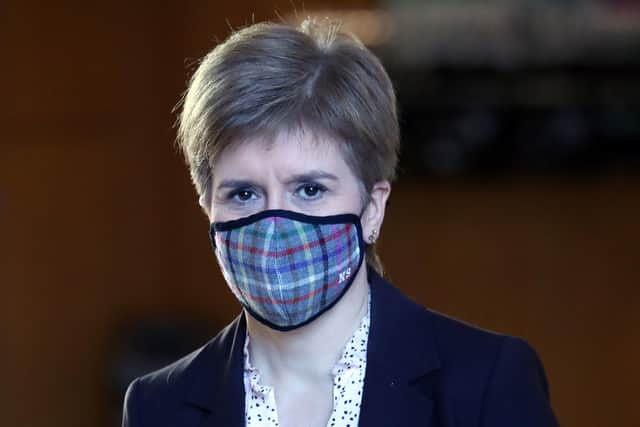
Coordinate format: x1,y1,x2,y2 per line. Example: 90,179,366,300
215,170,339,191
285,170,339,184
215,179,258,191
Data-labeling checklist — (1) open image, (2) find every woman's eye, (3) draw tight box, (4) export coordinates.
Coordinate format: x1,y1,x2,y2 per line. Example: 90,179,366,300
296,184,327,200
229,189,256,203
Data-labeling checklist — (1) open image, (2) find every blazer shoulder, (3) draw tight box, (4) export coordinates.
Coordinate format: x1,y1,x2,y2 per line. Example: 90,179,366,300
424,308,550,378
123,314,243,422
424,308,538,382
122,336,212,427
420,309,557,426
426,308,508,358
134,341,206,395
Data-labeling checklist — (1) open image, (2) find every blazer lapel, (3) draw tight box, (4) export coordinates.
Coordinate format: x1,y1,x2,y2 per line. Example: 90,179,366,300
359,269,447,427
182,313,247,427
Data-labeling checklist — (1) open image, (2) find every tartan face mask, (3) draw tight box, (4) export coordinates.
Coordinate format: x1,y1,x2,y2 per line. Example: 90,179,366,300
209,209,366,331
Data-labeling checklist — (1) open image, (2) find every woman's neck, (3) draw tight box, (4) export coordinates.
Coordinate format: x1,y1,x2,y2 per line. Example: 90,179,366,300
245,266,370,385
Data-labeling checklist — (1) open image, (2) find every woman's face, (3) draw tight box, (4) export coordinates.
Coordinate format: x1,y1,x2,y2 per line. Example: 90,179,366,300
207,129,366,223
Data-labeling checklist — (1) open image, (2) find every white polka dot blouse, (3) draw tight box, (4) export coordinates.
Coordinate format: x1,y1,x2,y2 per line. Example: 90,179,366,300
243,299,371,427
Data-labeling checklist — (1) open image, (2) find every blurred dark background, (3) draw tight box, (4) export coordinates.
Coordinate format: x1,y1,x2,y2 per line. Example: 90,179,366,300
1,1,639,426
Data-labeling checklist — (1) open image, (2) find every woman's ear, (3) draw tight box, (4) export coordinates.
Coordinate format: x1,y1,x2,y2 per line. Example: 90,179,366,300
362,180,391,244
199,194,211,219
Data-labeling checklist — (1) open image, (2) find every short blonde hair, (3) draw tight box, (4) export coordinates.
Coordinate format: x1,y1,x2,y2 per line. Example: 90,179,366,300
176,19,400,275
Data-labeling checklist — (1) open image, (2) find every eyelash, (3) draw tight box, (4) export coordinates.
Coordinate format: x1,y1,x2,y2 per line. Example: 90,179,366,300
225,183,328,204
226,188,258,204
295,183,328,200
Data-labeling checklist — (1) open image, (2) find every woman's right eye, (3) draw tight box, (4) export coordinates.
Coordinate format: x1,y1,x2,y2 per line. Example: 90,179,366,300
228,189,257,203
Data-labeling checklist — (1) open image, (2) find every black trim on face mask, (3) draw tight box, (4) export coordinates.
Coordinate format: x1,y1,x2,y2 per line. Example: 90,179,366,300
212,209,363,231
209,210,372,251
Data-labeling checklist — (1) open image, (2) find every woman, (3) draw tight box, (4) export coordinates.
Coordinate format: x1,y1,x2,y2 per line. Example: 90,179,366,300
123,19,559,427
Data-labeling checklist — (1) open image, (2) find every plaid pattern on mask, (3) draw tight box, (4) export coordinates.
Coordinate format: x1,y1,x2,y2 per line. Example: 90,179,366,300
212,213,362,329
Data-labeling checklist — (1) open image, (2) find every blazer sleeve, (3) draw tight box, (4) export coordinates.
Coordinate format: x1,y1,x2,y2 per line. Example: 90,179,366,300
480,337,560,427
122,378,143,427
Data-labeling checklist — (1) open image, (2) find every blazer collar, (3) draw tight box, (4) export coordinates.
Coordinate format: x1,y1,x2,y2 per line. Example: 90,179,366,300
181,267,443,427
183,312,247,427
366,267,441,381
359,267,442,427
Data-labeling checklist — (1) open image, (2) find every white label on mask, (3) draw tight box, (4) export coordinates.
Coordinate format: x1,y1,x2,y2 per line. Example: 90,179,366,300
339,267,352,283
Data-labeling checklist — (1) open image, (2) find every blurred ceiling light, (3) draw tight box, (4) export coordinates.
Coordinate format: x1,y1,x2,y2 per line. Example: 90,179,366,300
285,9,395,47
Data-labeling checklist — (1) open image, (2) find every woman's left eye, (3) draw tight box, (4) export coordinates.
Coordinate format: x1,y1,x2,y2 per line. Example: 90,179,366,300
295,183,327,200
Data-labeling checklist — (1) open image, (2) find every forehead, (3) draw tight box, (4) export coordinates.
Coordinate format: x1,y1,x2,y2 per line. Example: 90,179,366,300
212,127,353,179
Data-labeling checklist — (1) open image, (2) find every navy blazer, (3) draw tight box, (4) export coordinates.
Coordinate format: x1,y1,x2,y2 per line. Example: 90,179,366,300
123,270,559,426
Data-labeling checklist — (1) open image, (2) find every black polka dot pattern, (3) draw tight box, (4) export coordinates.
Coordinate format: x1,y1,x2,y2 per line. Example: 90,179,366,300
243,293,371,426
